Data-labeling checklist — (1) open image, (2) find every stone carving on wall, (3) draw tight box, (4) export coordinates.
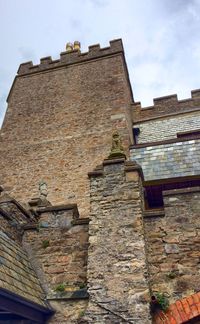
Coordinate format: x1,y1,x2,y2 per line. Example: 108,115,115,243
108,131,126,159
39,180,48,200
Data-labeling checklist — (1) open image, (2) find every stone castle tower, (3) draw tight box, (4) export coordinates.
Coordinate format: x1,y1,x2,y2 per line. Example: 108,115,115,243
0,39,199,323
0,39,133,217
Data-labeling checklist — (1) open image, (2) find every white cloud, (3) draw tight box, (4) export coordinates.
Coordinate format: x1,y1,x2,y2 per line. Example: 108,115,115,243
18,47,37,62
0,0,200,124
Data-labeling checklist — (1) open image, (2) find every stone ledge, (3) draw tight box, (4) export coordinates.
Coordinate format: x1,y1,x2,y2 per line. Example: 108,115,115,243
88,159,127,178
143,209,165,218
0,207,12,220
23,217,90,230
72,218,90,226
125,160,143,176
103,158,126,165
130,135,200,149
177,129,200,138
23,223,38,230
36,204,79,219
133,106,200,124
88,159,144,180
163,186,200,196
47,288,89,300
144,175,200,187
125,160,141,169
0,195,32,219
88,170,103,178
28,197,51,207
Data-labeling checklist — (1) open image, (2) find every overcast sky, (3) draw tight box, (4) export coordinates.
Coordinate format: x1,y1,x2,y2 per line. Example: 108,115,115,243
1,0,200,126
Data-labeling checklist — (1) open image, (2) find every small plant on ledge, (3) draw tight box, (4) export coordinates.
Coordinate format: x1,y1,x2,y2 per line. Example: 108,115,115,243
55,283,66,292
150,292,170,313
167,270,178,279
42,240,49,248
79,282,87,289
79,310,85,318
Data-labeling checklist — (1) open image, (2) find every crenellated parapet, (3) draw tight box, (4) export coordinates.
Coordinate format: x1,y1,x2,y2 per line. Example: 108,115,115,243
132,89,200,123
17,39,124,75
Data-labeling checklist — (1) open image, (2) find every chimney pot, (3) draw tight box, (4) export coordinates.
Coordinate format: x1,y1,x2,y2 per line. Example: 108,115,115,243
66,42,73,52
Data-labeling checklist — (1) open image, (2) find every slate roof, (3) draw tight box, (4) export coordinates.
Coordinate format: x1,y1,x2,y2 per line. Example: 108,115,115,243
130,138,200,181
0,230,47,307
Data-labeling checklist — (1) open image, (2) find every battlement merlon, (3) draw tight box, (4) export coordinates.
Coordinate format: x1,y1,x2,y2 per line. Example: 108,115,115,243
17,39,124,75
132,89,200,123
7,38,134,104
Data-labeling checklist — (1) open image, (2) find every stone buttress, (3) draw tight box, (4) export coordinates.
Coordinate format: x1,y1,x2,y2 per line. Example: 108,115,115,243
85,157,151,323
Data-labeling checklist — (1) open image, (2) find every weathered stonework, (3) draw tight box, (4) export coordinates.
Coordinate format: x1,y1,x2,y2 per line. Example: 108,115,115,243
0,38,200,323
144,187,200,305
23,204,89,322
132,90,200,123
0,192,33,244
85,159,151,323
48,300,88,323
0,39,133,218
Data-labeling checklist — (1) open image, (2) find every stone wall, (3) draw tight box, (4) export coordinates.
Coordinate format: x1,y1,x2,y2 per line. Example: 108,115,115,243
134,111,200,144
130,138,200,181
144,187,200,305
0,39,133,218
85,158,151,323
132,90,200,123
23,204,89,323
0,192,33,244
48,300,88,323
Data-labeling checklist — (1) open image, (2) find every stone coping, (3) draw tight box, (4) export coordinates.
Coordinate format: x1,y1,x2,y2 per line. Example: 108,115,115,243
103,157,126,165
7,38,133,105
133,106,200,124
88,158,143,178
132,89,200,123
23,217,90,230
88,170,104,177
177,129,200,137
124,160,144,179
17,39,123,76
36,203,79,219
144,175,200,187
163,186,200,196
143,209,165,218
88,158,126,177
0,207,12,220
130,135,200,149
0,196,32,219
71,218,90,226
47,288,89,300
